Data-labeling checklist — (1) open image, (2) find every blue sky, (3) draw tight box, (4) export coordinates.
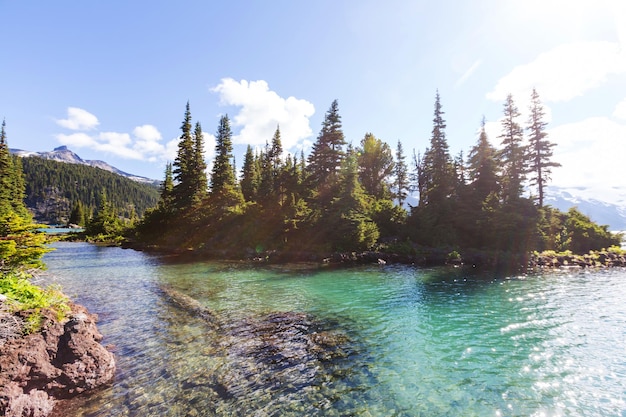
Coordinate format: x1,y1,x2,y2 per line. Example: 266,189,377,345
2,0,625,202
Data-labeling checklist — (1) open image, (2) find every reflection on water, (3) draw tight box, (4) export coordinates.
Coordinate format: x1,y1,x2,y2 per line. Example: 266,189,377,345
42,242,626,416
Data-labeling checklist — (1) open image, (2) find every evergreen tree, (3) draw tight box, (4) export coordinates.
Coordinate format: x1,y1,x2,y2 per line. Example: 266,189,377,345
158,162,174,213
357,133,394,200
394,140,409,206
327,147,379,251
306,100,346,208
421,91,455,207
0,119,15,217
68,200,86,226
467,118,500,202
172,102,195,209
0,120,48,270
240,145,259,202
526,89,560,207
86,190,123,236
497,94,527,202
191,121,208,203
210,115,243,206
408,92,457,246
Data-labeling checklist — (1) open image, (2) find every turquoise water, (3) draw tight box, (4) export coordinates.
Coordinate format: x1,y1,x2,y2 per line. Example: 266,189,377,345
41,242,626,416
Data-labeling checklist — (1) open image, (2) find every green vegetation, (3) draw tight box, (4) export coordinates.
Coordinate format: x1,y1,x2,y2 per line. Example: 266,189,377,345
0,120,69,335
20,156,159,225
133,93,622,262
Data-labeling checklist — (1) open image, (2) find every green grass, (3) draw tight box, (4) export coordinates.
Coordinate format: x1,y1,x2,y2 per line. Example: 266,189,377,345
0,272,70,333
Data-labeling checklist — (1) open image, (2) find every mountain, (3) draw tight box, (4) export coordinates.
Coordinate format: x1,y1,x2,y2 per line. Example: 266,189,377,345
10,146,159,185
404,186,626,232
545,186,626,231
18,156,160,225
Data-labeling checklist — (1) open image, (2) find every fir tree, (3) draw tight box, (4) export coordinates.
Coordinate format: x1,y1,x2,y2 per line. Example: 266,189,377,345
191,121,208,203
0,119,15,216
526,89,560,207
68,200,86,226
357,133,395,200
497,94,527,202
210,115,243,206
467,117,499,202
158,162,174,213
328,147,379,251
240,145,259,202
394,140,409,206
306,100,345,208
421,91,454,207
172,102,195,209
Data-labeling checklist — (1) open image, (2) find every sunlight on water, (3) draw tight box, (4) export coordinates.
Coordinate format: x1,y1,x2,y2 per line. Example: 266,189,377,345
41,242,626,416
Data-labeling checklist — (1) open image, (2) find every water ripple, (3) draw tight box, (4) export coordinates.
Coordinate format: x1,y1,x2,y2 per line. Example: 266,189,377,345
42,243,626,416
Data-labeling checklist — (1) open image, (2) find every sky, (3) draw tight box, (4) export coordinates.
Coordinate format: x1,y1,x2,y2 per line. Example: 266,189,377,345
1,0,625,203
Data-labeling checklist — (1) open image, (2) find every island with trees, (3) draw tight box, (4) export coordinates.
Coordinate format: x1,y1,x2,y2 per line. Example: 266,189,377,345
125,92,623,269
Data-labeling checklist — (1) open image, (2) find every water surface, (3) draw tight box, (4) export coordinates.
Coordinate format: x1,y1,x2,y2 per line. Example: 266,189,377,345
42,242,626,416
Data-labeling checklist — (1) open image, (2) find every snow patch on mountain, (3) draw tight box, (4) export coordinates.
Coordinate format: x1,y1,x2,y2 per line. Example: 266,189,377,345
545,185,626,230
10,146,159,185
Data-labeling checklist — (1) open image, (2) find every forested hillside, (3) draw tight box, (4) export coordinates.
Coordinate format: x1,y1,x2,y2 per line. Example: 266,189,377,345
20,157,159,224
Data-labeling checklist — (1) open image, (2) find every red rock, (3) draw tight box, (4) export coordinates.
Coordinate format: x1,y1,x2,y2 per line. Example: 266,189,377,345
0,303,115,417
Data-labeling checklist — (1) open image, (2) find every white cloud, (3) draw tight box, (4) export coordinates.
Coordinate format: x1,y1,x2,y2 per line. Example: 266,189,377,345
487,41,626,103
211,78,315,149
548,117,626,202
56,107,100,131
56,132,98,148
133,124,162,142
613,98,626,120
55,109,183,162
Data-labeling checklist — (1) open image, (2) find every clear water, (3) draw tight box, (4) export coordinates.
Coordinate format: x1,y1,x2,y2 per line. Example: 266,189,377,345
41,242,626,416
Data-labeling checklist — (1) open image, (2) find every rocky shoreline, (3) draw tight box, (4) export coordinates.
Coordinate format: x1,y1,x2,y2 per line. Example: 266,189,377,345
126,239,626,272
0,302,115,417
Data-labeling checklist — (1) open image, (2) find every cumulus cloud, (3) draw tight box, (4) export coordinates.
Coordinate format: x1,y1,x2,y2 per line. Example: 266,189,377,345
55,107,183,162
487,41,626,103
56,107,100,131
211,78,315,150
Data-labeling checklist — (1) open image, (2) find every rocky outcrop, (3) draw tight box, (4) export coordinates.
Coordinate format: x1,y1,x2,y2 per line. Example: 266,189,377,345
0,303,115,417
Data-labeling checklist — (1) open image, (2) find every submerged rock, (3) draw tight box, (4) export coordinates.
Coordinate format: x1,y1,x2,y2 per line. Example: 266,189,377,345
161,285,355,413
0,303,115,417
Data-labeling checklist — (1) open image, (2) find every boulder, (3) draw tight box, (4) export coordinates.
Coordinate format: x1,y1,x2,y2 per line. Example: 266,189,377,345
0,303,115,417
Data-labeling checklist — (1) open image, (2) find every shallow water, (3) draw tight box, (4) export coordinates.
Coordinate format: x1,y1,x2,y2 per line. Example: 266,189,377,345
41,242,626,416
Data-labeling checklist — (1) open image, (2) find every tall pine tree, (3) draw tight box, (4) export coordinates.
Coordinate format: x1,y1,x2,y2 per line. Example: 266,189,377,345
210,115,243,206
394,140,409,206
306,100,345,209
467,117,500,202
421,91,455,207
191,121,208,203
172,102,195,209
526,89,560,207
240,145,259,202
497,94,527,203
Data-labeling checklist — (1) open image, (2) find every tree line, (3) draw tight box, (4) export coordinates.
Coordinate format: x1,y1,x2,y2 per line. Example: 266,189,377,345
134,93,620,258
19,157,160,226
0,120,48,271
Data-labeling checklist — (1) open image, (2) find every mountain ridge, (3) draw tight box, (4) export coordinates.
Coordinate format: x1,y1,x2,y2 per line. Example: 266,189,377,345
10,146,159,185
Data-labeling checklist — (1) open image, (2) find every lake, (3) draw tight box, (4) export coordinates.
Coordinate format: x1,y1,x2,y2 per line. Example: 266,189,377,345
41,242,626,416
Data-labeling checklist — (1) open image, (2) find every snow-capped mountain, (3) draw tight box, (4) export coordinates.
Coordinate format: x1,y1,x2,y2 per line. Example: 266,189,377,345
545,186,626,231
10,146,159,185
